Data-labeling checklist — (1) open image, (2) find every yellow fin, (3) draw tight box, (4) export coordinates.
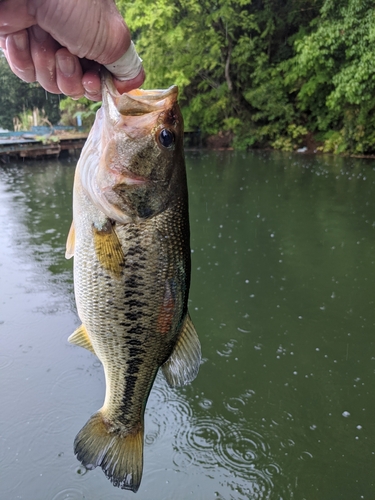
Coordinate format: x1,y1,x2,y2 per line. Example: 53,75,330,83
93,221,124,277
161,312,201,388
68,324,96,355
74,411,144,492
65,221,75,259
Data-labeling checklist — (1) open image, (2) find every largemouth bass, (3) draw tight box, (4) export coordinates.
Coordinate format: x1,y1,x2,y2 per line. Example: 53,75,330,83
65,70,201,492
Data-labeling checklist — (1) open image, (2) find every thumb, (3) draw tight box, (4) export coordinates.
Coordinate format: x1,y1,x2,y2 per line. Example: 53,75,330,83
103,41,143,82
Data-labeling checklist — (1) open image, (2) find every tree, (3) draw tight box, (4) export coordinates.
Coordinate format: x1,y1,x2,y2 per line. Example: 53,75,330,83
0,55,61,130
117,0,322,148
286,0,375,153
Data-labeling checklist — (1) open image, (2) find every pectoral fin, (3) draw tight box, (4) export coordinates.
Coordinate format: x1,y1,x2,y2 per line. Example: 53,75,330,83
93,220,124,277
68,324,96,355
65,221,75,259
161,312,201,387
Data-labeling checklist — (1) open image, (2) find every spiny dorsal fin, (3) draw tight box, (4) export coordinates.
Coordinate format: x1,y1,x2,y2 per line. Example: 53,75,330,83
65,221,75,259
93,221,124,277
68,324,96,355
161,312,201,387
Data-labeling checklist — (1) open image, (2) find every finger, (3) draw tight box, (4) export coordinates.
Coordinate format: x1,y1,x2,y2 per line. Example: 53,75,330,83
114,68,146,93
81,65,102,101
5,30,36,82
55,48,85,99
0,0,35,36
81,61,146,101
103,41,145,94
29,25,60,94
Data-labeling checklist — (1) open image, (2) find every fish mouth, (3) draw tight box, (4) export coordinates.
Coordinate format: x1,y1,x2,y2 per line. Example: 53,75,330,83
101,68,178,121
119,168,148,186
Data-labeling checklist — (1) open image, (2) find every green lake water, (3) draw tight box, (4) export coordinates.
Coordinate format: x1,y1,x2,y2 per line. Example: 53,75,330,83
0,151,374,499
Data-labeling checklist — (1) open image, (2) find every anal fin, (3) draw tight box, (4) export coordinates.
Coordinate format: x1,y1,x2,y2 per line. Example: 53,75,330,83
161,312,201,387
68,324,96,355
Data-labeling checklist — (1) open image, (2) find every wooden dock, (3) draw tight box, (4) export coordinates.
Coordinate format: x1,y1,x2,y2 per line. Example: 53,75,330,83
0,133,87,161
0,128,202,162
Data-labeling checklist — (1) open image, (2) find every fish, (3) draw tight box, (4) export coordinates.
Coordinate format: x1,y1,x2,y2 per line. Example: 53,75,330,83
65,69,201,492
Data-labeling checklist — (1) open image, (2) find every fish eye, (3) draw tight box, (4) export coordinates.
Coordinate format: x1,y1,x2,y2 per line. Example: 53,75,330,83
158,129,175,148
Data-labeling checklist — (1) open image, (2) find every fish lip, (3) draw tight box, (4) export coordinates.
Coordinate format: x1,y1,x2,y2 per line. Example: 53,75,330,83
101,68,178,117
109,164,149,186
102,68,178,101
124,86,178,101
122,171,148,186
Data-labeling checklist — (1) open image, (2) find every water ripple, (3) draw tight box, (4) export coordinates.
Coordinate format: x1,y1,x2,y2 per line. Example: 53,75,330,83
40,408,76,435
217,339,237,357
145,380,192,448
223,396,246,415
0,354,13,370
52,487,88,500
172,413,283,499
51,369,82,395
220,427,269,474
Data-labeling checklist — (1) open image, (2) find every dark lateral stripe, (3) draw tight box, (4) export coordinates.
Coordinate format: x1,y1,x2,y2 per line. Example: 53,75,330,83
125,275,144,288
119,357,143,415
125,338,142,346
126,357,142,374
125,262,145,270
129,347,145,357
125,246,144,256
126,299,147,308
123,374,137,404
125,311,145,321
125,290,144,298
127,325,143,335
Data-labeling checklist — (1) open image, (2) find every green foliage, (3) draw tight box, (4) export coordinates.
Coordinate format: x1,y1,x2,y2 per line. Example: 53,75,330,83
271,124,309,152
14,109,34,131
0,55,61,130
14,107,53,131
35,135,60,145
320,130,347,154
59,97,99,129
287,0,375,153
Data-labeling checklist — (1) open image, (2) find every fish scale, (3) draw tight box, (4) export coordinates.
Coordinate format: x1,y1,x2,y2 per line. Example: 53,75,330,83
66,75,200,491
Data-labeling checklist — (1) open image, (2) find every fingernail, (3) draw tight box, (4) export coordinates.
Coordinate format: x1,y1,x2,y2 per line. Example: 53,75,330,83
31,25,48,43
12,32,28,51
84,89,100,97
56,54,75,77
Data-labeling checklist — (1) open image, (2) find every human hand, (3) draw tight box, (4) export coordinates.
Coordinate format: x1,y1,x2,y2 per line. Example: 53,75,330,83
0,0,145,100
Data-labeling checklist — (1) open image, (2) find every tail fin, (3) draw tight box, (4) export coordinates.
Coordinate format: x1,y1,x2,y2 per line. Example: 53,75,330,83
74,412,144,492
